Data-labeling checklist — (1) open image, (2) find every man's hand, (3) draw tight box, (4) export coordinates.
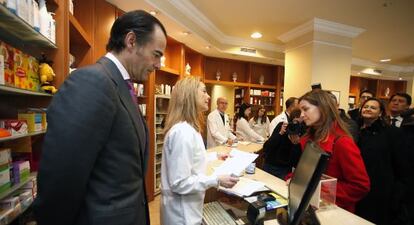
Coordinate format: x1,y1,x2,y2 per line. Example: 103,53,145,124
279,122,288,135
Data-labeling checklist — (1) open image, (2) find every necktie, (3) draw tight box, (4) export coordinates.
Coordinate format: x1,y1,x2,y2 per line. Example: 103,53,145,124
220,113,225,125
125,79,138,105
391,118,398,127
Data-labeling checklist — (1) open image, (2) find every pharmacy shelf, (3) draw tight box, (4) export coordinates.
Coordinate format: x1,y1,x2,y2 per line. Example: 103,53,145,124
0,4,57,49
0,131,46,143
0,173,37,201
0,85,52,96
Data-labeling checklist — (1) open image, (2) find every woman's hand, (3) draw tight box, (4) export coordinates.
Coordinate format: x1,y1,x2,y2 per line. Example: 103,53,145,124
218,175,239,188
288,134,300,144
217,153,229,160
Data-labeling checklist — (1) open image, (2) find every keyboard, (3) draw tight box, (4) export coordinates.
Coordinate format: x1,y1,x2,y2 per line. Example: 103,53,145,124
203,201,237,225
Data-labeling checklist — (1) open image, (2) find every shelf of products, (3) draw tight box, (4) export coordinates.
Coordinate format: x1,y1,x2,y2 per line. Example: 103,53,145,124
0,131,46,143
0,173,36,200
0,4,57,49
153,95,170,195
0,85,52,97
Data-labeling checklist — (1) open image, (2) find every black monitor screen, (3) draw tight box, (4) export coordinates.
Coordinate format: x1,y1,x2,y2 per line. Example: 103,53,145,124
288,141,329,225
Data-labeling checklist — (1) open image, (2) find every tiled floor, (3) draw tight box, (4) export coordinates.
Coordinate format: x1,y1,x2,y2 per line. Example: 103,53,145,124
149,195,161,225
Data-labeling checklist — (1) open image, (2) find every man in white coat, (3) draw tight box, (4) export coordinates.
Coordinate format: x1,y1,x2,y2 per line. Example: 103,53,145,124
207,97,237,148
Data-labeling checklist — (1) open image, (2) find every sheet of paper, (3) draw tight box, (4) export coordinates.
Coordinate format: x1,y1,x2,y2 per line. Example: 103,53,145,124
219,177,266,197
213,149,258,176
206,152,217,162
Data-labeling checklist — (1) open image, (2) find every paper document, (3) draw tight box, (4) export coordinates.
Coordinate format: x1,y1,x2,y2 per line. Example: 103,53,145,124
213,149,258,176
219,177,266,197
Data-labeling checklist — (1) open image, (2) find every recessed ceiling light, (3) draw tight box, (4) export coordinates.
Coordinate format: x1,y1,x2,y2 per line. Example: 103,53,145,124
380,58,391,62
182,31,191,36
149,10,158,16
205,45,211,49
250,32,262,39
399,77,403,80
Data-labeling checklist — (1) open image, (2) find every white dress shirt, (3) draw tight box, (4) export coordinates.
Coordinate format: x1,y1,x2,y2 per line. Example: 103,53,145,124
269,111,289,135
390,115,403,127
105,52,130,80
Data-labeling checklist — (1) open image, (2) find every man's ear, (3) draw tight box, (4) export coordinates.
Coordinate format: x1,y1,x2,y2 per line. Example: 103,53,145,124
124,31,136,49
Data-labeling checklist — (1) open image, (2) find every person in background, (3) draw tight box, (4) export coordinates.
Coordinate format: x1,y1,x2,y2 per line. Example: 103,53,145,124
34,10,167,225
263,108,303,179
298,90,370,213
249,105,270,139
269,97,298,135
161,76,239,225
235,103,265,142
348,90,374,122
388,93,412,127
207,97,237,148
327,91,359,141
355,98,410,225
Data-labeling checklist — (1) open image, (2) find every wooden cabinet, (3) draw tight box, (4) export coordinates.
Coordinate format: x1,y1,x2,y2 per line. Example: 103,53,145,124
204,57,284,119
349,76,407,107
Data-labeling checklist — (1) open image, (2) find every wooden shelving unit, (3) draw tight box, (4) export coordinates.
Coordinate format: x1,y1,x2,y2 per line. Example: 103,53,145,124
69,14,92,48
349,76,407,107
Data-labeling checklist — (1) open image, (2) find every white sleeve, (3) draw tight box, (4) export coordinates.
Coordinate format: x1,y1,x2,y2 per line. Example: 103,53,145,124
207,114,227,144
165,129,218,195
239,119,265,142
266,117,271,137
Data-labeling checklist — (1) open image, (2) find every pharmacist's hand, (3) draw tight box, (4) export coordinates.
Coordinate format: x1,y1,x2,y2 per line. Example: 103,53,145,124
218,175,239,188
279,122,288,135
217,152,229,160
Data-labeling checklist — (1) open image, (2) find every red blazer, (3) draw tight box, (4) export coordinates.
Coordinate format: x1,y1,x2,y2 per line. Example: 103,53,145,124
299,124,370,213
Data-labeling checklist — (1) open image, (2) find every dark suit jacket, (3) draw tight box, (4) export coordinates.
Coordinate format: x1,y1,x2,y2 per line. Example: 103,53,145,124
34,57,150,225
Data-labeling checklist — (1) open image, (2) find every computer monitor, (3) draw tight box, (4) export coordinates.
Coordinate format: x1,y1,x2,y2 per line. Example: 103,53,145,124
287,141,330,225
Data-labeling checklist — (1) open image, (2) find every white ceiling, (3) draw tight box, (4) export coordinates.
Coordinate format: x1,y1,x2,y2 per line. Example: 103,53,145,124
107,0,414,80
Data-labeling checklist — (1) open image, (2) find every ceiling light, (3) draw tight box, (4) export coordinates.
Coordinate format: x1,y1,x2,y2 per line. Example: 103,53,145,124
250,32,262,39
182,31,191,36
399,77,403,80
380,58,391,62
149,10,158,16
205,45,211,49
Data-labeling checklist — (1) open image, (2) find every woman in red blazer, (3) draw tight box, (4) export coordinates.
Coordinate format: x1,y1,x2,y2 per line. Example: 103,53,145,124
297,90,370,213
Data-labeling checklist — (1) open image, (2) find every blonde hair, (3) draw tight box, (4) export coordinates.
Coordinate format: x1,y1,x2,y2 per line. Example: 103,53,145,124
299,90,351,142
163,76,205,134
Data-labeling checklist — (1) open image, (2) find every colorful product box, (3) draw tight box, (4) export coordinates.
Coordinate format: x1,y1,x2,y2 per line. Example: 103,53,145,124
0,149,11,169
18,112,42,132
0,41,15,86
0,167,11,194
11,161,30,184
13,49,28,89
0,120,28,136
26,56,40,91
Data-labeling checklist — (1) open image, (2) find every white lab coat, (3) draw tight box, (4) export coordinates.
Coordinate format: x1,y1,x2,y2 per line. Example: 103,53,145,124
236,118,265,142
161,122,218,225
206,109,236,148
269,111,289,135
249,117,270,139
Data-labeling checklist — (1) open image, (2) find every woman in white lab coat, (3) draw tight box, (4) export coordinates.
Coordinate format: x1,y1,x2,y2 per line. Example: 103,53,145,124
160,76,239,225
236,103,265,142
249,105,270,139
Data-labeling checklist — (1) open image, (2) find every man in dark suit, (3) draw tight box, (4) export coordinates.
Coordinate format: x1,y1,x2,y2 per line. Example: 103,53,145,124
34,10,167,225
388,93,412,127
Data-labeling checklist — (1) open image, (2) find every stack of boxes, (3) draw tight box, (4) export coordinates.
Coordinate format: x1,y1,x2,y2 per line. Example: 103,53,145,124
0,41,40,92
0,149,11,194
